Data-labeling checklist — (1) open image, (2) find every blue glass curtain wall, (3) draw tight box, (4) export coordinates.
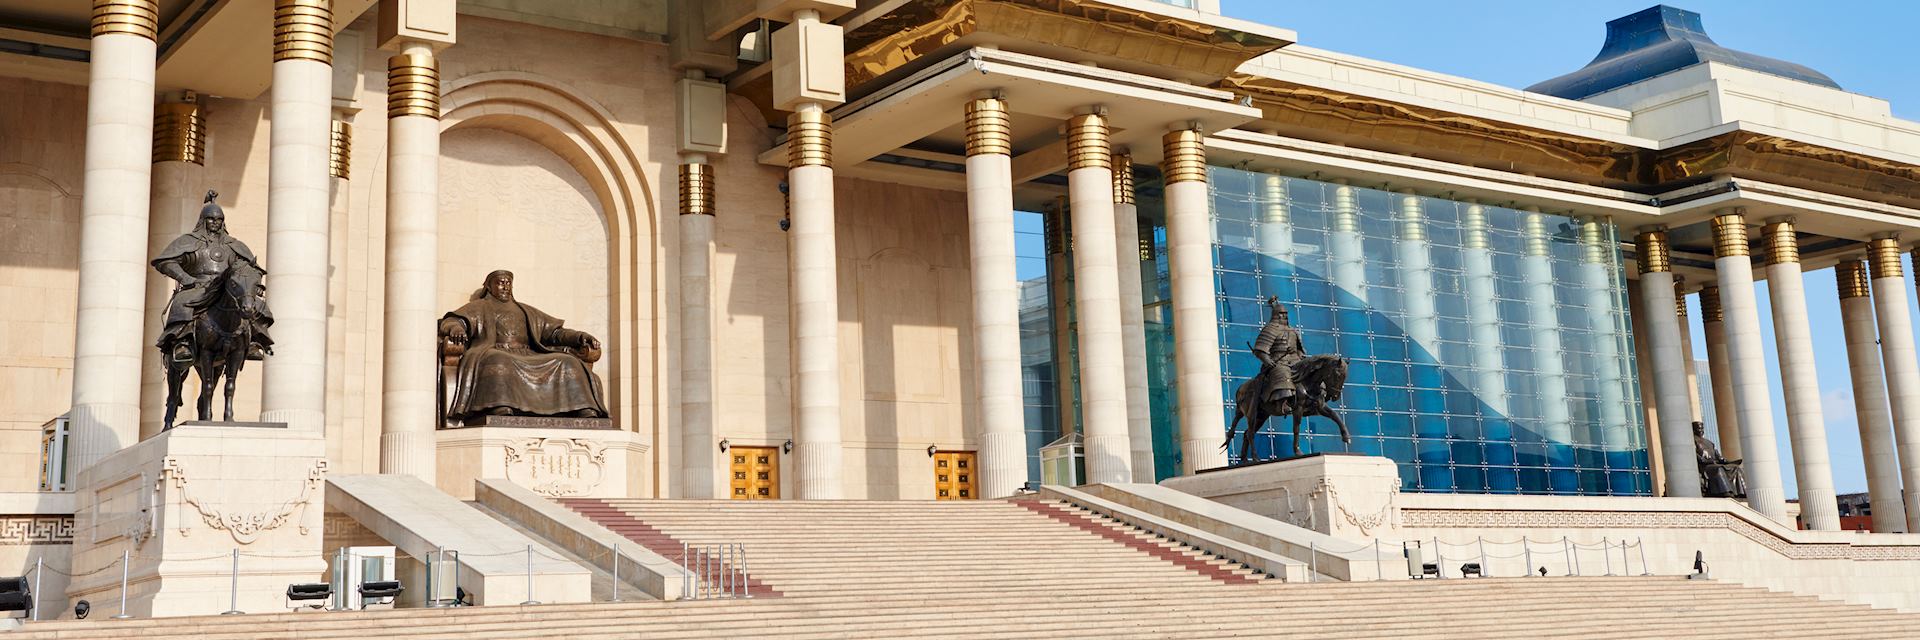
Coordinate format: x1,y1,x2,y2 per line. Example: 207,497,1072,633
1207,166,1651,495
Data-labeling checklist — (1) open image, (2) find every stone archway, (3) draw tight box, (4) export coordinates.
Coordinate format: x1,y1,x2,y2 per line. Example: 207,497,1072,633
438,73,665,464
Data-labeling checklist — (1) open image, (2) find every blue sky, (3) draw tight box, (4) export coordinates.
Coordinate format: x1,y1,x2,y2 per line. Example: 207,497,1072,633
1220,0,1920,495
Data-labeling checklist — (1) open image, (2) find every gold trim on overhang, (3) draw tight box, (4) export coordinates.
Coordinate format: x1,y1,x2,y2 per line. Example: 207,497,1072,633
1218,74,1646,188
152,102,205,165
843,0,1289,88
1836,260,1871,299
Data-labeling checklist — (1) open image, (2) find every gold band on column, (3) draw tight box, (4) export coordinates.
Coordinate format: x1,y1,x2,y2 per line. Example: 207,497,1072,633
273,0,334,64
1160,128,1206,184
1763,219,1800,265
1579,217,1607,264
1114,154,1135,205
1139,233,1154,261
679,163,714,216
1635,229,1671,274
152,102,205,165
1331,184,1358,234
1711,211,1751,258
1462,204,1488,250
1869,236,1904,279
1837,260,1872,299
387,53,440,119
1066,113,1111,172
1044,199,1069,256
92,0,157,40
1701,285,1723,322
1397,194,1425,242
1523,211,1551,257
963,98,1009,157
1674,278,1689,317
329,120,351,179
787,110,832,168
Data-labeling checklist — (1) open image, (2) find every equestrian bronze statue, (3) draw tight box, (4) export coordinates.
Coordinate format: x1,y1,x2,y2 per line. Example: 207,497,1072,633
438,270,609,423
1224,297,1351,461
1695,421,1748,498
155,191,275,429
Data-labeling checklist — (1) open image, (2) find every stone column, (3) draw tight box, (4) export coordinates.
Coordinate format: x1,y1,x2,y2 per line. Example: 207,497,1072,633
1712,211,1788,523
1836,259,1908,532
1113,153,1155,481
1395,193,1439,363
962,95,1025,498
1761,219,1839,530
1063,110,1131,483
1044,201,1079,439
1520,211,1572,458
1634,230,1701,497
69,0,160,474
1582,218,1631,459
378,43,442,481
1676,281,1703,423
260,0,335,433
1700,285,1741,460
1163,127,1225,474
1460,203,1510,421
786,105,843,498
678,157,716,496
1257,173,1292,272
140,97,206,440
1870,237,1920,531
674,69,727,498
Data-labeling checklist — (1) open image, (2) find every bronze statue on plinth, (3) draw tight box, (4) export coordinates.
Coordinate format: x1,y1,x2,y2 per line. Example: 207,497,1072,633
438,270,608,425
1695,421,1748,498
155,191,274,429
1224,297,1351,461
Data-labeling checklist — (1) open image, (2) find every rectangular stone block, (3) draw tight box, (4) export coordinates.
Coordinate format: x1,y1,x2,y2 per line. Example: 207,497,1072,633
378,0,457,49
679,77,730,154
772,19,845,110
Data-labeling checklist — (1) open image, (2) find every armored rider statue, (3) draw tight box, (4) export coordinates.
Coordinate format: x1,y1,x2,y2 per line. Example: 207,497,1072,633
1253,296,1305,402
152,191,274,363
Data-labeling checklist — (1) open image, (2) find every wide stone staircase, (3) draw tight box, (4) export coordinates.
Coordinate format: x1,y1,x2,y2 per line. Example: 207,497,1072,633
12,498,1920,639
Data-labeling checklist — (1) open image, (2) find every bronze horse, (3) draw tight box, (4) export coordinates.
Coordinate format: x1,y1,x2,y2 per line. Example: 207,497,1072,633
1224,354,1352,460
162,261,268,429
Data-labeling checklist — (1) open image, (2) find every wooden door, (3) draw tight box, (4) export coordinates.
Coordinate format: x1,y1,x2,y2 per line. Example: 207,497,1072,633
933,451,977,500
729,446,780,499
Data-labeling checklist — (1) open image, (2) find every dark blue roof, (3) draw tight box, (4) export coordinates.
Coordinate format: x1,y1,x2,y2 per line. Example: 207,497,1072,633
1526,5,1839,100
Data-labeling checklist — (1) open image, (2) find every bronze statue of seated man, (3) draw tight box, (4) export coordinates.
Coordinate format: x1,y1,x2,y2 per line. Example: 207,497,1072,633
439,270,608,421
1694,421,1748,498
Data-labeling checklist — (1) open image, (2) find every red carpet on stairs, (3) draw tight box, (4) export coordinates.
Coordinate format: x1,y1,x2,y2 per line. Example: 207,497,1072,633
560,497,783,597
1016,500,1259,585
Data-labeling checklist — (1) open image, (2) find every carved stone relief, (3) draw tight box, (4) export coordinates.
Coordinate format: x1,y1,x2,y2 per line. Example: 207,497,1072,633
504,437,608,497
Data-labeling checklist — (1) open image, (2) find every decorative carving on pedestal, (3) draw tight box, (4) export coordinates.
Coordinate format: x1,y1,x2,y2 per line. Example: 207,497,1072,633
504,437,609,497
1316,478,1400,536
161,457,327,544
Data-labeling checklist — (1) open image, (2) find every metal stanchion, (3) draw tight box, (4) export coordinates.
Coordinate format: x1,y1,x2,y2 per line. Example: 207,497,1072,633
32,557,43,621
1620,540,1631,575
722,544,732,597
112,550,132,619
1637,538,1652,576
1602,536,1615,576
1432,537,1445,579
221,549,244,615
610,544,622,602
1524,541,1535,577
1308,541,1317,583
1566,537,1579,576
741,544,752,599
1372,539,1383,581
520,544,539,605
1476,536,1488,577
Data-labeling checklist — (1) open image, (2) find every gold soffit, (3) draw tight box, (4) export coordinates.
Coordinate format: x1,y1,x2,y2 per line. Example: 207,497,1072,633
751,47,1261,170
838,0,1293,98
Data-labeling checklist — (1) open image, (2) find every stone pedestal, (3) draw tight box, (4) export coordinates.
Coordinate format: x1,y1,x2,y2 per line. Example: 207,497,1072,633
436,427,648,500
1161,453,1401,538
68,422,327,618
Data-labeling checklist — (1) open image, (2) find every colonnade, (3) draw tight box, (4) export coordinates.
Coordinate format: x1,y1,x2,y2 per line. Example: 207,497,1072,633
1645,210,1920,531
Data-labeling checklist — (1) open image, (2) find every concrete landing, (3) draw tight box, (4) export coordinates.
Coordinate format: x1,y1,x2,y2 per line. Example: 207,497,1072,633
325,474,590,606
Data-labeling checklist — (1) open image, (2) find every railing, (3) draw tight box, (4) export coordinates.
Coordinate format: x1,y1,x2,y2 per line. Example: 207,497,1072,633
1299,535,1655,581
680,543,752,600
